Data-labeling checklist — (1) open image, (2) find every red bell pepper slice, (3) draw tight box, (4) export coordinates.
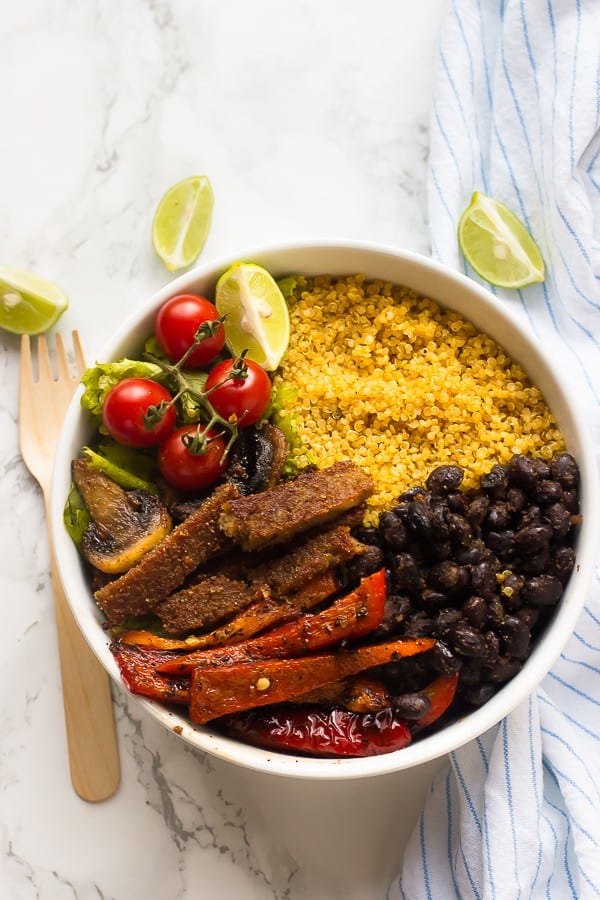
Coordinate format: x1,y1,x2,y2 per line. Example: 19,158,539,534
158,568,386,676
189,636,435,724
222,706,412,757
412,674,459,730
111,642,190,704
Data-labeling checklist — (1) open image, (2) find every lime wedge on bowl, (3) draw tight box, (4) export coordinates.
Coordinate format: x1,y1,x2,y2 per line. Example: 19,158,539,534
215,262,290,370
152,175,214,273
458,192,545,289
0,266,69,335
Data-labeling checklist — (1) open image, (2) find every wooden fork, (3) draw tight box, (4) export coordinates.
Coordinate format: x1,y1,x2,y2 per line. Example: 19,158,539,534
19,332,120,802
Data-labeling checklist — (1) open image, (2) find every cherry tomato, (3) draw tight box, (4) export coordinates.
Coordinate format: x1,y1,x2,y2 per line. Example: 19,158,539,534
102,378,176,448
158,425,228,491
204,358,272,426
155,294,225,367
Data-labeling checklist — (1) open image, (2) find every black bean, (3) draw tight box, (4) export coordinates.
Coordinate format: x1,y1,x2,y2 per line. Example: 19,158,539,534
535,480,563,504
500,615,530,659
426,465,464,494
518,547,550,576
482,631,501,667
485,501,512,531
430,640,462,675
485,530,516,559
507,487,527,513
486,597,505,627
447,492,468,515
426,540,453,562
353,526,381,547
391,553,423,596
393,693,431,720
462,595,488,629
403,611,434,637
346,545,384,582
405,500,434,536
551,546,576,583
420,589,449,612
464,683,495,707
379,511,408,549
481,464,509,498
456,541,486,565
508,455,541,493
397,486,427,502
531,458,551,480
542,502,571,539
467,495,490,528
372,595,412,638
433,608,463,637
522,574,563,606
514,523,553,554
447,513,473,545
517,607,540,630
550,452,579,489
562,490,579,514
519,505,542,528
470,558,499,598
448,622,488,659
488,657,522,684
428,561,470,595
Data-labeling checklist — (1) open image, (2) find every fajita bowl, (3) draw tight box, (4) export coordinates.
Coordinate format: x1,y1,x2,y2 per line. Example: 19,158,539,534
51,241,599,779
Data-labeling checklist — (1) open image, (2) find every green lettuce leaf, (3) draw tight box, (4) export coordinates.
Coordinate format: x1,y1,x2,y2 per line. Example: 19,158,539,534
80,359,164,418
63,484,90,546
81,445,158,493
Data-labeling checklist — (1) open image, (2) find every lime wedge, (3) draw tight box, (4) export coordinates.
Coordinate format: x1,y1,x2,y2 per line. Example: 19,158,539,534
152,175,213,272
0,267,69,335
457,192,545,289
215,262,290,371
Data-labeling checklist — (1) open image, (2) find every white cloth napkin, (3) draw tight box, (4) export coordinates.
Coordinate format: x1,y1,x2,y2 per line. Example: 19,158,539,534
391,2,600,897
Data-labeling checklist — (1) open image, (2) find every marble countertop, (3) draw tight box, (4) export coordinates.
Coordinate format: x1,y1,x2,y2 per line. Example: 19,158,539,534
2,2,447,897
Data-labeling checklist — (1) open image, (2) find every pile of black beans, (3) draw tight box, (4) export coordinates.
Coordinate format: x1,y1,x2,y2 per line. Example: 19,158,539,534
349,452,581,719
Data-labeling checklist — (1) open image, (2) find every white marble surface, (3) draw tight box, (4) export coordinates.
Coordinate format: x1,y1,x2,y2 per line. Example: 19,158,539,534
1,2,448,897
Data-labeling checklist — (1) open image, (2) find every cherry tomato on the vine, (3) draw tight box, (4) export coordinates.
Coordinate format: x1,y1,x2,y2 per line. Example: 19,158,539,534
204,358,272,426
155,294,225,368
102,378,176,448
158,425,228,492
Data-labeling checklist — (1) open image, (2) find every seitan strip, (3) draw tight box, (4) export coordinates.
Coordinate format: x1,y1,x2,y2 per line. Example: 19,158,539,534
156,576,268,636
246,526,365,595
218,460,374,551
94,482,238,624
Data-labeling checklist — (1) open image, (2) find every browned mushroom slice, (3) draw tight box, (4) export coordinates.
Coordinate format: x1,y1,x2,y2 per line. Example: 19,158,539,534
72,459,172,574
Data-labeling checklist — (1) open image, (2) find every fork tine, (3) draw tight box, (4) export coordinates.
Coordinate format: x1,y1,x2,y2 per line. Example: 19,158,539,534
54,333,72,382
37,334,54,383
19,335,33,387
71,330,87,377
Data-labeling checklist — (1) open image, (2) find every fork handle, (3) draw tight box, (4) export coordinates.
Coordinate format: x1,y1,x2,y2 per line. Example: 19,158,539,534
45,499,121,801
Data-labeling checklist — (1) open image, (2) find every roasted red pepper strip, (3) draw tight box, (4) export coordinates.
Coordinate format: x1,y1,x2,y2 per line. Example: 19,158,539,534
158,569,386,676
222,706,412,757
111,642,190,704
412,674,459,730
189,636,435,724
118,631,196,651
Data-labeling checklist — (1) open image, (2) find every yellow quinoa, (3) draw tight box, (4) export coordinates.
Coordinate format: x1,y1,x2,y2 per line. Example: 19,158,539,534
273,274,565,524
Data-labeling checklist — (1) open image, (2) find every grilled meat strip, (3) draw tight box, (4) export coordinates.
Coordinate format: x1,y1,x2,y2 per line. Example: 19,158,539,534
156,576,268,636
218,460,374,551
94,483,238,624
246,525,365,595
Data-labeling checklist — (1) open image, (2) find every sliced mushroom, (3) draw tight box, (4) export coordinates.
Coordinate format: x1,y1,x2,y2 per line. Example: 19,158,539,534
72,459,172,574
225,424,288,495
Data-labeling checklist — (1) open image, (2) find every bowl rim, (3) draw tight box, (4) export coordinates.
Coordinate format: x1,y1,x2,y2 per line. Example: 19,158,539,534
51,238,599,779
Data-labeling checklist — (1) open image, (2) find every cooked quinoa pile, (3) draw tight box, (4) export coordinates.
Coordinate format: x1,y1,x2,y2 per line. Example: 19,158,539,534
274,274,565,523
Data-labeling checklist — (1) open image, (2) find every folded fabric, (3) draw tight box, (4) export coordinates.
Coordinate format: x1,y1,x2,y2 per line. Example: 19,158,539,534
390,1,600,897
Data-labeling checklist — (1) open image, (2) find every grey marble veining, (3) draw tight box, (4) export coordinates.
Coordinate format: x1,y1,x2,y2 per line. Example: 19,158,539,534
1,1,446,897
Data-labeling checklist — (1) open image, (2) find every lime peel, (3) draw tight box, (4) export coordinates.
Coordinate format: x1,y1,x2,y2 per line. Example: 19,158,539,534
152,175,213,273
0,266,69,335
215,262,290,371
457,192,545,289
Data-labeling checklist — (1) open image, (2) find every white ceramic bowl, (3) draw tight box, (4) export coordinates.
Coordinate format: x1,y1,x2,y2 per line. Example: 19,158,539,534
52,241,598,779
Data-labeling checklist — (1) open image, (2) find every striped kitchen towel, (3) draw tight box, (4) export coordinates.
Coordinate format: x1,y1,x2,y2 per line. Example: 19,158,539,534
391,1,600,898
